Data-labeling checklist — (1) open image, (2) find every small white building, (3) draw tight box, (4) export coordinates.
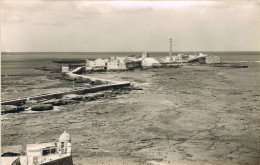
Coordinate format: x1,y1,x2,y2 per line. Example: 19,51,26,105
2,131,73,165
62,67,69,73
164,56,180,63
172,55,183,63
142,58,161,68
164,56,172,63
26,131,72,157
199,53,207,57
205,55,220,64
86,58,108,70
125,56,139,62
95,58,107,67
25,131,72,165
86,60,95,68
142,52,148,59
107,60,127,70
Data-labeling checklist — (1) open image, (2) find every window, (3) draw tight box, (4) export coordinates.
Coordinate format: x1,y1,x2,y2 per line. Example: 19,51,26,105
51,148,56,154
42,149,50,156
61,142,64,149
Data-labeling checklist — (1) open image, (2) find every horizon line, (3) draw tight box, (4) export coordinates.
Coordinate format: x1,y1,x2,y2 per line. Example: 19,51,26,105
2,51,260,54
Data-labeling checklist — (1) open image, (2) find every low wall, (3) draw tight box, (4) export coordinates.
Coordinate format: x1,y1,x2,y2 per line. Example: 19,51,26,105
1,82,130,106
66,73,117,85
1,98,28,106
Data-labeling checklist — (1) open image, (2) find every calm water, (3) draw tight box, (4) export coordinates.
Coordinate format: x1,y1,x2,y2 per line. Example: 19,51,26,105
1,52,260,75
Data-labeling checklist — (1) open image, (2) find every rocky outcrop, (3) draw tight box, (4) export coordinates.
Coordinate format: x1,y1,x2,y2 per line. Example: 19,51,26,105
26,100,39,107
1,105,25,114
31,104,53,111
62,94,85,101
85,93,105,101
43,99,69,106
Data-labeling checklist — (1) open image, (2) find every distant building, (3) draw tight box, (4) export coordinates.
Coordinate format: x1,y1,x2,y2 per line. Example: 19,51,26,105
164,56,182,63
111,56,116,61
205,55,220,64
62,67,69,73
142,58,161,68
198,55,220,64
142,52,148,59
125,56,138,62
164,56,172,63
95,58,107,67
125,56,142,69
86,60,95,68
86,59,107,71
107,59,127,70
173,55,183,63
199,53,207,57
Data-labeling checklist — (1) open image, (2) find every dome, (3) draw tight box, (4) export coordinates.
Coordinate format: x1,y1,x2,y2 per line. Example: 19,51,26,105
59,131,71,142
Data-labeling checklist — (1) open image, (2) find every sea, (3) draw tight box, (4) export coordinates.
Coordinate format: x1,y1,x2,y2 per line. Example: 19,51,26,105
1,51,260,75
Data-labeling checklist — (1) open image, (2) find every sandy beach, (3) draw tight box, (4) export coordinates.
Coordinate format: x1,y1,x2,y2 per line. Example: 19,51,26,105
1,61,259,165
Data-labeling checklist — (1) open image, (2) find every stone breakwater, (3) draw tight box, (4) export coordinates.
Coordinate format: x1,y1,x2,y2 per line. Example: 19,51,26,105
1,83,130,105
1,66,133,113
1,86,142,114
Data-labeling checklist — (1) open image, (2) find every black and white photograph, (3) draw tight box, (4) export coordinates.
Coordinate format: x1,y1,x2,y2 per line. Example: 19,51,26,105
1,0,260,165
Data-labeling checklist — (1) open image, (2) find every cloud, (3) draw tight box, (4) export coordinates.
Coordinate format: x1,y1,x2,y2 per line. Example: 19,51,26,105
72,16,85,20
1,1,49,11
34,22,66,26
2,15,24,23
73,1,215,16
1,1,260,51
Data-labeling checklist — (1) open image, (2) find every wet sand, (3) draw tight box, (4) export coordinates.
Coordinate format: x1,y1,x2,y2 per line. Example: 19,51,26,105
1,63,260,165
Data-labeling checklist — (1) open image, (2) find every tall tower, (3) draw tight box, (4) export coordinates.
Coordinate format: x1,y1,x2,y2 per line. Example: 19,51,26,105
169,37,172,58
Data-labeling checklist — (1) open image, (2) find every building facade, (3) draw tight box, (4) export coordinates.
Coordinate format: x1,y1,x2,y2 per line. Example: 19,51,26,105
205,55,221,64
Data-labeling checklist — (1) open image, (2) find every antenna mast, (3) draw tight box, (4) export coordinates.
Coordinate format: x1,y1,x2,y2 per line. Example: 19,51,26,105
169,36,172,58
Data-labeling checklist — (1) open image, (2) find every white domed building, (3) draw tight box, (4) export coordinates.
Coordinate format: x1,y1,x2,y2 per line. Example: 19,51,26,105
4,131,74,165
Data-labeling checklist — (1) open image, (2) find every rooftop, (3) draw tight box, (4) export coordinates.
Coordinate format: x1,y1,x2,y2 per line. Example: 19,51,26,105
27,142,56,151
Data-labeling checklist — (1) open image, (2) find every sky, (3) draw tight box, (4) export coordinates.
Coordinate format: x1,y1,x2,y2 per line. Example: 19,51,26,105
1,0,260,52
